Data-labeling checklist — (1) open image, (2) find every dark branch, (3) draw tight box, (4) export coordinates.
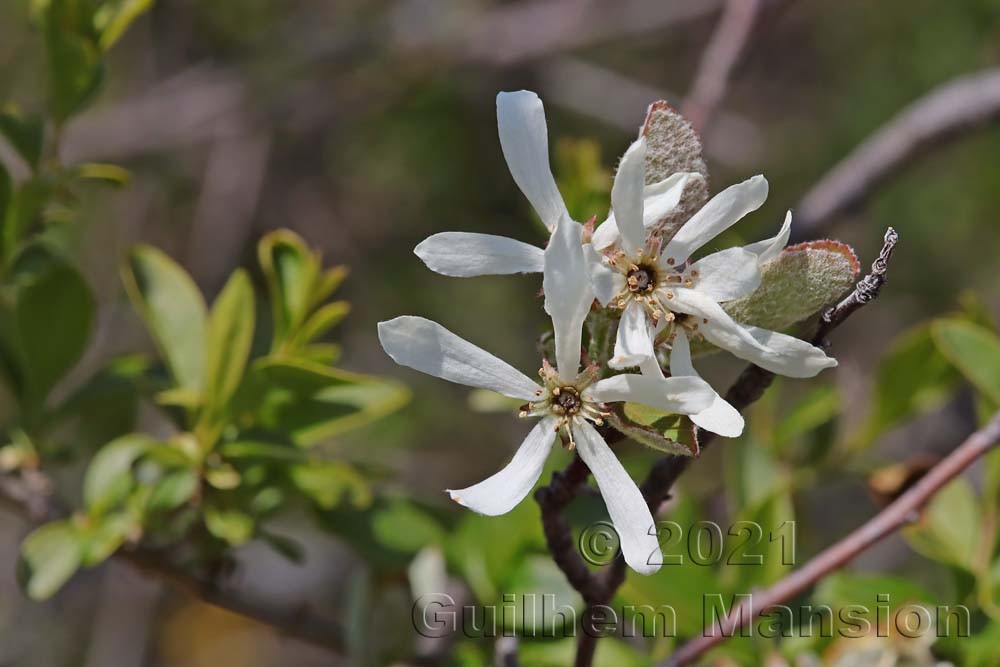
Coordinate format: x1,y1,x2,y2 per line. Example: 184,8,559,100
662,408,1000,666
793,68,1000,240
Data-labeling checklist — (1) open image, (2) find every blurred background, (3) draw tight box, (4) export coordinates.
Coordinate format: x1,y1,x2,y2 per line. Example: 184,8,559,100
2,1,1000,665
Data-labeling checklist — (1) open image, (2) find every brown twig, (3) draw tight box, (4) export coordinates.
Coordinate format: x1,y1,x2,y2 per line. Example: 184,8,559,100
793,68,1000,240
0,471,346,654
662,407,1000,666
537,228,899,667
682,0,765,135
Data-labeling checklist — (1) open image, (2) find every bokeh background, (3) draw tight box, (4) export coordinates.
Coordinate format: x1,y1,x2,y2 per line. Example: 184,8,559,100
2,1,1000,665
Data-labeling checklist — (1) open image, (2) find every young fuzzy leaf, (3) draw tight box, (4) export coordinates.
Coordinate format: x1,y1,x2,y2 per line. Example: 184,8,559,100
640,101,709,239
202,269,255,417
123,245,207,393
723,240,860,334
19,520,83,600
84,434,153,515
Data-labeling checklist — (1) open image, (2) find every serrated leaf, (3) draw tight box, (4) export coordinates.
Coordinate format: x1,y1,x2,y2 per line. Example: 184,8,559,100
204,506,254,545
932,319,1000,405
723,241,859,334
123,245,207,393
202,269,255,419
0,110,45,170
19,520,83,599
84,434,153,515
290,461,371,509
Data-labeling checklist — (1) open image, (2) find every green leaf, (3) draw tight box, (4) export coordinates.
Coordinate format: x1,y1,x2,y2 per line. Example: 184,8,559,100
621,403,699,455
93,0,153,50
903,478,981,570
84,435,153,515
43,0,105,122
0,110,45,170
371,500,444,553
258,230,319,348
859,324,959,444
204,506,254,546
14,251,94,405
218,440,306,463
259,530,305,564
202,269,255,418
293,300,349,346
19,520,83,599
775,384,839,447
80,513,133,565
148,469,198,512
932,319,1000,405
290,461,372,509
123,245,207,393
238,358,409,446
74,162,131,186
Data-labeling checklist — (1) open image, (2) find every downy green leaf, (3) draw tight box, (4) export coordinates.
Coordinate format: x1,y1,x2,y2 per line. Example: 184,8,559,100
123,245,207,393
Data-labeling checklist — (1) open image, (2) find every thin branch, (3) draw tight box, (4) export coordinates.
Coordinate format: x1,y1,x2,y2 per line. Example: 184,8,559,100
662,408,1000,666
682,0,765,134
793,68,1000,240
0,471,346,654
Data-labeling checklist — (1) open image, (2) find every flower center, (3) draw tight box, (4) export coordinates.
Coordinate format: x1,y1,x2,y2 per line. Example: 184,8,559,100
519,361,610,450
627,265,656,293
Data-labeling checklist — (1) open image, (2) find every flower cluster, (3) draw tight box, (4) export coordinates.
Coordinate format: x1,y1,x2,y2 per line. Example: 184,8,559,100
379,91,837,575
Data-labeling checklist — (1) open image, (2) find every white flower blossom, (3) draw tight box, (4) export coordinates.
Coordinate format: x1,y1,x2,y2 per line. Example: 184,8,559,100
379,217,717,575
589,136,836,435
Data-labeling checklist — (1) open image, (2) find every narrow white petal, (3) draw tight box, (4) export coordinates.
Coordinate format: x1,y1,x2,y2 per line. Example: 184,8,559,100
742,210,792,264
415,232,544,277
378,316,540,399
610,138,647,253
544,216,593,377
689,247,761,302
663,175,769,265
669,331,743,437
609,301,654,369
668,289,836,379
573,421,662,575
447,417,557,515
497,91,568,231
584,243,623,307
592,173,693,251
587,373,714,415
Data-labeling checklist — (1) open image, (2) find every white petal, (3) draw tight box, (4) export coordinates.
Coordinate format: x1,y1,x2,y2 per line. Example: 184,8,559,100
378,316,540,399
688,247,761,302
663,175,769,265
584,243,623,307
497,91,568,231
610,138,647,253
415,232,544,277
572,421,662,575
742,210,791,264
592,173,693,251
447,417,557,515
609,301,654,369
667,289,836,379
669,331,743,437
544,215,593,377
587,373,714,415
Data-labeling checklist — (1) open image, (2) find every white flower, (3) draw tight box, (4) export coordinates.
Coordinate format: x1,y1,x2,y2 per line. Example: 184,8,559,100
413,90,562,277
379,217,717,575
589,136,835,436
